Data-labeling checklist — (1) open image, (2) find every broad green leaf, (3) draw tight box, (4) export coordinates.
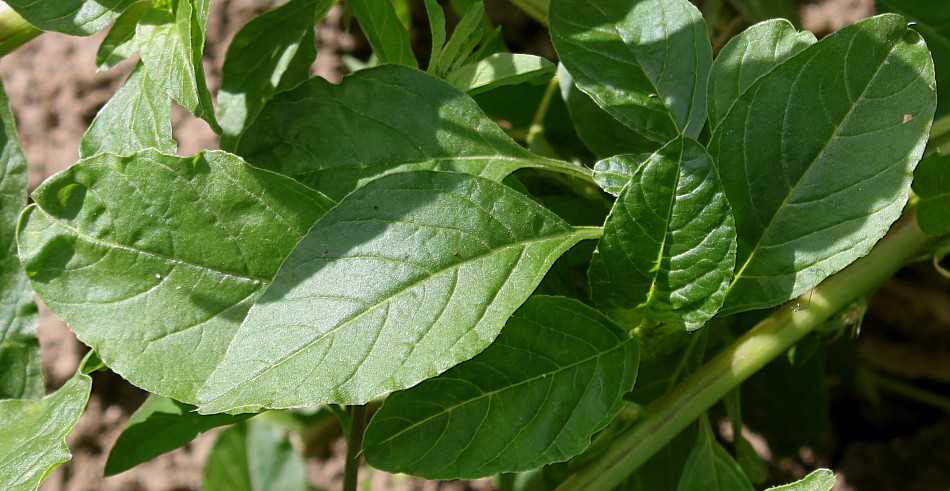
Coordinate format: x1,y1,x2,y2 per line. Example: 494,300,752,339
423,0,446,74
95,1,151,70
347,0,417,67
709,15,936,314
105,394,253,476
0,370,92,490
79,61,176,158
877,0,950,120
913,151,950,235
707,19,816,130
364,296,638,479
197,171,601,412
235,64,589,201
136,0,219,131
557,66,659,158
766,469,836,491
589,137,737,330
17,150,334,403
550,0,712,141
728,0,800,25
592,153,650,196
5,0,136,36
202,418,307,491
0,78,41,400
217,0,332,147
676,416,754,491
446,53,555,95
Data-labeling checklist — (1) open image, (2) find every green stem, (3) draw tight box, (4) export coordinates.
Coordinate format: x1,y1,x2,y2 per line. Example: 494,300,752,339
0,3,40,57
870,372,950,413
343,405,368,491
557,211,936,491
526,74,560,159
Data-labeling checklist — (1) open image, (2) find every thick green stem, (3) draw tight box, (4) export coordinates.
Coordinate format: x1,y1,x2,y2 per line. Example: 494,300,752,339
343,405,368,491
557,211,936,491
0,3,40,57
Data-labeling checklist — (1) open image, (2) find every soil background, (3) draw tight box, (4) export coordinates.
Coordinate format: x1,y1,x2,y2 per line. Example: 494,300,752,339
2,0,948,489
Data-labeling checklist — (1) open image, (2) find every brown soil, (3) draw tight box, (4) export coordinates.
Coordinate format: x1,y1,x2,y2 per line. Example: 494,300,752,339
3,0,948,490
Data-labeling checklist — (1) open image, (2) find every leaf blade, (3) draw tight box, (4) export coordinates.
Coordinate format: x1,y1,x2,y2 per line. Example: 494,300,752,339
17,150,333,403
363,296,638,479
347,0,417,67
197,171,600,412
5,0,136,36
202,418,308,491
710,15,936,314
550,0,712,141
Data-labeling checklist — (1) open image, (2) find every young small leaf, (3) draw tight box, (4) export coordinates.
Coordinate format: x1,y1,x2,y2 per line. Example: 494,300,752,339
437,1,486,75
589,137,737,330
765,469,836,491
710,15,937,314
0,371,92,490
80,60,176,158
105,394,253,476
4,0,136,36
196,171,601,412
96,1,152,70
912,151,950,235
550,0,712,141
445,53,555,95
236,64,589,200
0,78,41,400
676,416,754,491
423,0,447,74
363,296,638,479
217,0,333,147
707,19,816,130
202,418,308,491
17,150,334,404
136,0,219,131
347,0,417,67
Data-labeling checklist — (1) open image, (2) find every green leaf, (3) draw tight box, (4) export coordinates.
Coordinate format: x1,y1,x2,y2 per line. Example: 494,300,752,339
235,64,589,201
589,137,737,330
446,53,555,95
676,416,754,491
80,60,177,158
765,469,836,491
363,296,638,479
96,1,152,70
5,0,136,36
913,151,950,235
727,0,800,26
202,418,308,491
105,394,253,476
136,0,219,131
0,370,92,490
423,0,446,74
550,0,712,141
877,0,950,120
709,15,936,314
217,0,332,146
592,153,650,197
0,77,41,401
558,66,659,158
707,19,816,131
17,150,334,404
347,0,417,67
437,1,486,75
196,171,601,412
